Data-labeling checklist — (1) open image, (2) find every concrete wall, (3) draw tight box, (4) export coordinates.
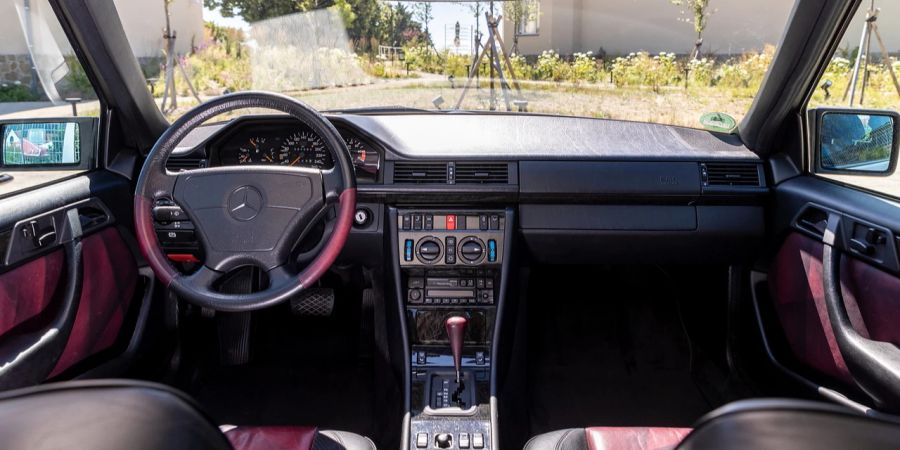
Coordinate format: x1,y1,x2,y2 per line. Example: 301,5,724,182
505,0,900,57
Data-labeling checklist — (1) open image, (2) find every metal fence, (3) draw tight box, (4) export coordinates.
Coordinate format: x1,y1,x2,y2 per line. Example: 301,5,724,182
823,120,893,168
2,122,80,165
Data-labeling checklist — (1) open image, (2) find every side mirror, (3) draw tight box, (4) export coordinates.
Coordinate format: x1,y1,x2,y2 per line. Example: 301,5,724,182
0,117,97,170
813,108,899,176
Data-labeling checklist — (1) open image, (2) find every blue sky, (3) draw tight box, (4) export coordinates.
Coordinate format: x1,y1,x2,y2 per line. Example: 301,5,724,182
203,2,493,52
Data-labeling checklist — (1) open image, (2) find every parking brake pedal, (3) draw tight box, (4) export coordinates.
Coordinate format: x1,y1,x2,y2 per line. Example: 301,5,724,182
290,288,335,317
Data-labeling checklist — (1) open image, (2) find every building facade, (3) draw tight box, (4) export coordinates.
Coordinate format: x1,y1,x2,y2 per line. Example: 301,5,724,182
502,0,900,57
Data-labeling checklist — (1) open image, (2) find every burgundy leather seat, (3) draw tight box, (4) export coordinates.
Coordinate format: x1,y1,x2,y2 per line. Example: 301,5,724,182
524,399,900,450
223,426,376,450
0,380,375,450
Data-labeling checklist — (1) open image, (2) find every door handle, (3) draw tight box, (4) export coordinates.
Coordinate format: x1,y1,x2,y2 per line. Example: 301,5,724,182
822,212,900,411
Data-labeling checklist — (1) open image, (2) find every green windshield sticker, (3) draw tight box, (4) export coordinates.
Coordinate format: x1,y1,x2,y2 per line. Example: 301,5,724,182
699,113,737,133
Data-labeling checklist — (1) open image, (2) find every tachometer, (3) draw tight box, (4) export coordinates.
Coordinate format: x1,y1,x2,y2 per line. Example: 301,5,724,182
283,131,333,168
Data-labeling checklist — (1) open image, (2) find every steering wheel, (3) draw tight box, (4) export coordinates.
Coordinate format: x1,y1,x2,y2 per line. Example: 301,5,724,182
134,92,356,311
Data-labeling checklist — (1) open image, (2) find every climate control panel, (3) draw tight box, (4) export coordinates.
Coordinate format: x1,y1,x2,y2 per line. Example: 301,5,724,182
398,211,505,267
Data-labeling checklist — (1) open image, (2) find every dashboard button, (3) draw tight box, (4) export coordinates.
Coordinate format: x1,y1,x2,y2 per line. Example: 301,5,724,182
457,215,467,230
424,214,434,230
404,239,414,262
479,215,488,230
401,215,411,230
489,215,500,230
487,239,497,262
446,214,457,230
157,230,195,244
413,214,423,230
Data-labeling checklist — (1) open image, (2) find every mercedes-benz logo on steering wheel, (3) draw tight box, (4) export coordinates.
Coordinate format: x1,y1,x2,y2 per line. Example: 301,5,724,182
228,186,263,221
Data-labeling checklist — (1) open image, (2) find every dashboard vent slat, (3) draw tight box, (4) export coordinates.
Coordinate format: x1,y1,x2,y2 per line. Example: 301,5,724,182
455,162,509,184
702,163,761,187
166,157,207,171
393,162,448,184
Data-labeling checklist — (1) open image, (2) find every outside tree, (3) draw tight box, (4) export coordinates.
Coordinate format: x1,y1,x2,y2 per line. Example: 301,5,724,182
670,0,715,59
503,0,539,54
204,0,424,52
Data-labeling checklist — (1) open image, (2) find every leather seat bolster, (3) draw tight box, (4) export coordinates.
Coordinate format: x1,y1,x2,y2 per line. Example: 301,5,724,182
224,426,376,450
225,426,319,450
524,428,587,450
585,427,691,450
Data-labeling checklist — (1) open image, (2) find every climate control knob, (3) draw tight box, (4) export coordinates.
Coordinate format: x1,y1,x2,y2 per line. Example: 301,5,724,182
416,237,442,263
458,237,485,264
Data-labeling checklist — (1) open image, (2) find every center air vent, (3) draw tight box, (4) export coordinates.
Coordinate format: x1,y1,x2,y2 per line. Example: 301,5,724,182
166,156,207,171
701,162,762,187
393,162,448,184
455,162,509,184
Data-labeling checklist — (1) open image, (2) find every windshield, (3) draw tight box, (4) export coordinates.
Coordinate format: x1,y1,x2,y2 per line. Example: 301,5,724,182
119,0,795,129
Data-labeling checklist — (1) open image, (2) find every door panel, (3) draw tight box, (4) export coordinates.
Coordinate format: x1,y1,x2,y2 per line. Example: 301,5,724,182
0,249,64,336
0,171,141,389
768,231,900,385
48,227,137,378
769,175,900,408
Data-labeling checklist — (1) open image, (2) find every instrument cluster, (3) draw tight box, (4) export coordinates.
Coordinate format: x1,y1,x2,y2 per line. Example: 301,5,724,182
212,120,382,182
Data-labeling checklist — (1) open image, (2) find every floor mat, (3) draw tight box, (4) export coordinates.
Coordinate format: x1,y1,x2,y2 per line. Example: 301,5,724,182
526,266,725,435
182,282,378,442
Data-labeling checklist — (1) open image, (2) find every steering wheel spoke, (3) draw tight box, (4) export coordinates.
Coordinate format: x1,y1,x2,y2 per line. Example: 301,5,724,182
184,265,222,291
135,92,356,311
266,265,298,291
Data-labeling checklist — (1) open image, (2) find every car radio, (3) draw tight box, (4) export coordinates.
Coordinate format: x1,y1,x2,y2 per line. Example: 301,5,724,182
407,271,496,306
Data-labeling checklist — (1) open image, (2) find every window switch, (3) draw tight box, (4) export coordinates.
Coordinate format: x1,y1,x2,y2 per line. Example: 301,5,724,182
416,433,428,448
473,433,485,449
459,433,470,449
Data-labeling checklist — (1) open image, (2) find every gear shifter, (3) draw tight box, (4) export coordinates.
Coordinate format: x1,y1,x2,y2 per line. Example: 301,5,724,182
444,315,467,384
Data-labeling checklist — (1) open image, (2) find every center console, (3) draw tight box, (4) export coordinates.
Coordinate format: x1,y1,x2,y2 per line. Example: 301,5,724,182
394,209,509,450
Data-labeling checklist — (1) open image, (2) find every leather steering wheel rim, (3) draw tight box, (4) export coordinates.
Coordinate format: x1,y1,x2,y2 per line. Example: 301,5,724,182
134,92,356,311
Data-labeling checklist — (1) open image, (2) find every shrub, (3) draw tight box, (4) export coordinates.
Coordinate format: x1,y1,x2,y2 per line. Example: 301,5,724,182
687,57,714,86
570,52,600,83
535,50,571,83
612,52,681,91
715,45,775,90
0,83,38,102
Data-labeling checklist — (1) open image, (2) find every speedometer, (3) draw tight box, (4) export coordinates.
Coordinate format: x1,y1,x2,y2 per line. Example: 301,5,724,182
283,131,333,169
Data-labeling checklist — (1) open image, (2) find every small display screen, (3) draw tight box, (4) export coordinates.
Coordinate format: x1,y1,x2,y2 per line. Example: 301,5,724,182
426,289,476,298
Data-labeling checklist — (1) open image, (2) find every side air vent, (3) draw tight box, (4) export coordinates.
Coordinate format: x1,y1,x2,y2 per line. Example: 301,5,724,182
455,162,509,184
393,162,448,184
166,157,207,171
701,162,762,187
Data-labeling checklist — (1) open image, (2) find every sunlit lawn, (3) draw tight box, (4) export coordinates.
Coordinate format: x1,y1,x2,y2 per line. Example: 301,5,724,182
163,78,759,130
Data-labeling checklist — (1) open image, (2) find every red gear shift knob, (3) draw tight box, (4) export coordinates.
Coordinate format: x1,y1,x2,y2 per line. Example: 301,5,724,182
445,315,468,383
